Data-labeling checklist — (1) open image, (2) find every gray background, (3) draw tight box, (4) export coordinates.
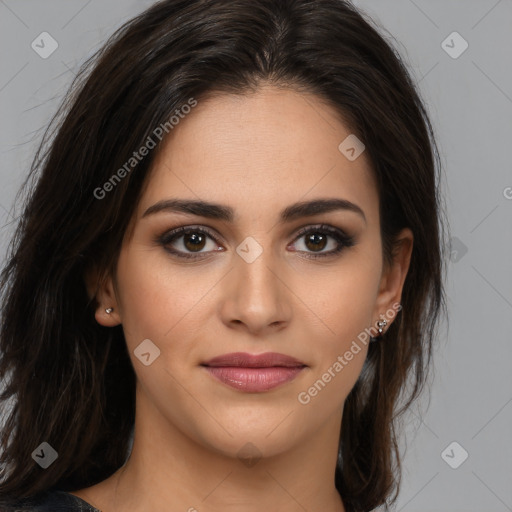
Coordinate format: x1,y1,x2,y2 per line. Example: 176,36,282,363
1,1,511,511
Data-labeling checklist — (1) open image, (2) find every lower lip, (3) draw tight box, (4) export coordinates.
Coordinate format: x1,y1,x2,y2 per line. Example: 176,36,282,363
203,366,305,392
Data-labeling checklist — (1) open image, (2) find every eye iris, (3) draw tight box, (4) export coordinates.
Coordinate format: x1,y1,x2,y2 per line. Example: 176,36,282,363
184,232,206,252
305,232,327,252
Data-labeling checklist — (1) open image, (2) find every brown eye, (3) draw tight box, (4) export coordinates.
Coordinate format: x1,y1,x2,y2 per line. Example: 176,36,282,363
182,232,207,252
304,232,328,252
290,225,356,259
159,226,223,260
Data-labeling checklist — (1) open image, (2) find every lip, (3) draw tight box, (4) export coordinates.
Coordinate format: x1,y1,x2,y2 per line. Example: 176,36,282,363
203,352,305,368
201,352,307,392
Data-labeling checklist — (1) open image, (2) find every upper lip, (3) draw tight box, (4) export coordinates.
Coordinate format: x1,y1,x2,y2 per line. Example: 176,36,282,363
202,352,306,368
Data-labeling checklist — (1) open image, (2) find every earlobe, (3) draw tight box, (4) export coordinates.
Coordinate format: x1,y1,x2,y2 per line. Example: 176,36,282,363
94,302,120,327
84,265,121,326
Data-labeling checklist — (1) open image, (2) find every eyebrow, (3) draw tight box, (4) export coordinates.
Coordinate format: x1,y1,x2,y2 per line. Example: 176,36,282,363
142,197,366,224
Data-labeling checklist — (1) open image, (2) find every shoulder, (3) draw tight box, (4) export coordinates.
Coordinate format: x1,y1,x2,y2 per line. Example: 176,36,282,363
0,490,101,512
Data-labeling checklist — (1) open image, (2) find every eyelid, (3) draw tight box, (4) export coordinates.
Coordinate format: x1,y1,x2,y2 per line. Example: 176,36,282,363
291,223,351,241
157,224,220,243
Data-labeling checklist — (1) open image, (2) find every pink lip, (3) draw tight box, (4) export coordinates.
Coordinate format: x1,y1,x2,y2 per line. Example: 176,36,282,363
201,352,306,392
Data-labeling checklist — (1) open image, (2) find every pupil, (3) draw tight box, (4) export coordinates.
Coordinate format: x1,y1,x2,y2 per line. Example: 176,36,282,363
307,233,326,251
185,233,205,251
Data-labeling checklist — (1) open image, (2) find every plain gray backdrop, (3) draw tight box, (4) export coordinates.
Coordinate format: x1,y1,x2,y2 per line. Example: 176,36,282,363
0,1,511,511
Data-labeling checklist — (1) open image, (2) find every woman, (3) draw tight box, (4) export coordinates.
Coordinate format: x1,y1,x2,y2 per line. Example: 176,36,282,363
0,0,447,511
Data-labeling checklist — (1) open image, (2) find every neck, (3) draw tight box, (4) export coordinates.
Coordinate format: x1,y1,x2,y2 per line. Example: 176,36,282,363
75,389,347,512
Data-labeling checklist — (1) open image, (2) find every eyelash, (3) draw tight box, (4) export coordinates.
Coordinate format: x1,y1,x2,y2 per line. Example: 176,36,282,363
157,224,356,261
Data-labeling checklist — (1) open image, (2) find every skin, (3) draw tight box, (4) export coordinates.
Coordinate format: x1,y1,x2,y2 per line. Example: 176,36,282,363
78,84,413,512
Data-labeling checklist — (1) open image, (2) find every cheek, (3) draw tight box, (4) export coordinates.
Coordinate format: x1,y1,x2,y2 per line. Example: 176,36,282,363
297,261,381,342
292,258,380,397
295,274,374,411
115,246,206,335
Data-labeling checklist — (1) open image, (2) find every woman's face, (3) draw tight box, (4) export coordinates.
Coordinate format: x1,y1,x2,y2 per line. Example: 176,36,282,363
94,84,412,460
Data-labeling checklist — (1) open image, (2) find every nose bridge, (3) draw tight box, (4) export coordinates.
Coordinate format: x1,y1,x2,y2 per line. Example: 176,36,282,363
222,233,291,332
235,234,281,302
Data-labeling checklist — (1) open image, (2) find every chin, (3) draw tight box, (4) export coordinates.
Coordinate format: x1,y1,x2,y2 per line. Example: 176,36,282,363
204,430,299,463
185,408,303,459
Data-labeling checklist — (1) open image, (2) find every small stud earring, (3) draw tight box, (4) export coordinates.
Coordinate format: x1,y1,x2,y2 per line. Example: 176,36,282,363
105,307,114,314
377,317,387,335
370,316,388,343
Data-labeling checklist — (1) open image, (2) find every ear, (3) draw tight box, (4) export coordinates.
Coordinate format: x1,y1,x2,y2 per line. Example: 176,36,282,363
372,228,413,327
84,264,122,327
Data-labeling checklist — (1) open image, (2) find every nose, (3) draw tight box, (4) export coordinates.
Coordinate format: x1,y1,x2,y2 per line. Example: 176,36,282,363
219,245,292,337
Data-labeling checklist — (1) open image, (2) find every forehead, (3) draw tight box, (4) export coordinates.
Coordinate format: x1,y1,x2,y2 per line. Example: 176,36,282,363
137,85,379,225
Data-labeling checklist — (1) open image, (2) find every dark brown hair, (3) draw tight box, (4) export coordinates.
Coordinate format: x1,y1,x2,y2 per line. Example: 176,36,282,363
0,1,447,510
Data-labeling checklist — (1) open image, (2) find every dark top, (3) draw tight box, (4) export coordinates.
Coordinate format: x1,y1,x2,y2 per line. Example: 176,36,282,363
1,490,358,511
0,490,100,512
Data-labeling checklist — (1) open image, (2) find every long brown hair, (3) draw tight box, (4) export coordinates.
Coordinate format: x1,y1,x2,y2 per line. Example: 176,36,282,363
0,1,447,510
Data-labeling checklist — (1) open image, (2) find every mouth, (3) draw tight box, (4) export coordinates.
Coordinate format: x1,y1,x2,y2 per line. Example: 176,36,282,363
201,352,307,392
